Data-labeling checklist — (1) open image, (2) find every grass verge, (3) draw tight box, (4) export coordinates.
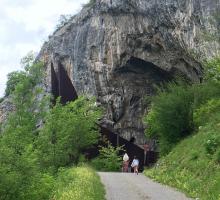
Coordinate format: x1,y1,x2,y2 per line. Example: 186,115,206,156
52,166,105,200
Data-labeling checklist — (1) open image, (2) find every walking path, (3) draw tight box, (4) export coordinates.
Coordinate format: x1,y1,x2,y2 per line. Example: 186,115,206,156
98,172,193,200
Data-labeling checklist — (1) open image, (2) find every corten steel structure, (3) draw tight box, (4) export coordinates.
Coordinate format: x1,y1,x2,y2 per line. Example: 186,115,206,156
51,63,78,104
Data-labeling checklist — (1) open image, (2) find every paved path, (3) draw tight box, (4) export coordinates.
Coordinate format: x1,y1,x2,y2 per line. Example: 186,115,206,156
98,172,193,200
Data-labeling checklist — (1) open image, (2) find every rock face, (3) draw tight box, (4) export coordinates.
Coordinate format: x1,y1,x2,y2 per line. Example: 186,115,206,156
0,98,14,124
39,0,219,144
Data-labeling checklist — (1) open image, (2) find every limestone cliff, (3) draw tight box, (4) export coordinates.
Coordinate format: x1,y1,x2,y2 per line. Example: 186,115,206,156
39,0,219,144
0,98,14,124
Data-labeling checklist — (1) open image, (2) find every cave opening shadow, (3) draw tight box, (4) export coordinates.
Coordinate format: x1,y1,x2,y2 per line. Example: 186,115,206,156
115,56,173,83
51,62,78,104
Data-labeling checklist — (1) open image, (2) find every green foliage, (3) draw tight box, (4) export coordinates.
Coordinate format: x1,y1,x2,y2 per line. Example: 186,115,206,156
37,96,103,170
194,99,220,126
5,71,27,96
0,52,104,199
145,57,220,155
52,166,105,200
144,82,194,154
144,67,220,199
193,81,220,108
91,142,124,172
216,149,220,164
204,57,220,82
0,56,53,199
144,114,220,200
205,135,219,155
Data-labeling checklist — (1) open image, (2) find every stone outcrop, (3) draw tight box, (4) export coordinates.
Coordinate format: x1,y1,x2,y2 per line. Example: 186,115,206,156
39,0,219,144
0,98,14,124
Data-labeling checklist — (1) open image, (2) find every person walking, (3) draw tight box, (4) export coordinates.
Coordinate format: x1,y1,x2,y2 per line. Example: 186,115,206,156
131,156,139,175
122,153,129,172
143,143,150,166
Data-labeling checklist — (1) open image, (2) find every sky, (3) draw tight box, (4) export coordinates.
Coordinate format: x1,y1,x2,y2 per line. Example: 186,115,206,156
0,0,89,97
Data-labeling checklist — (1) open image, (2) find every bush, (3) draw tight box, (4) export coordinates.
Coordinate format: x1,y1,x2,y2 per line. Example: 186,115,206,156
37,96,103,170
144,82,194,154
91,142,124,171
194,99,220,126
205,135,220,155
192,81,220,109
203,56,220,82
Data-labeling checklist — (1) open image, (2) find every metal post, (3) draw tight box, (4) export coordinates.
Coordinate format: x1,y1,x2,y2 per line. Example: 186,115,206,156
117,131,119,147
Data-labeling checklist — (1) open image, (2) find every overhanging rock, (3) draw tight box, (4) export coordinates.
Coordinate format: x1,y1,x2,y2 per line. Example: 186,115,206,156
38,0,219,144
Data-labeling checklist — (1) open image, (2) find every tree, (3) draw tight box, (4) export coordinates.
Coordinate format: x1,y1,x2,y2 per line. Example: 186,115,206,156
0,56,53,200
144,82,194,154
5,71,27,96
37,96,103,169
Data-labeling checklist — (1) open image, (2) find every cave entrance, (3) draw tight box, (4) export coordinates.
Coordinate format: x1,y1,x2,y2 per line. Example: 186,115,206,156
84,127,158,171
51,62,78,104
115,56,172,83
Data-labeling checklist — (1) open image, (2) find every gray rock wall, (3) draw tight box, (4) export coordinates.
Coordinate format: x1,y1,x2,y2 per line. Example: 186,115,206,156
0,98,14,124
39,0,219,144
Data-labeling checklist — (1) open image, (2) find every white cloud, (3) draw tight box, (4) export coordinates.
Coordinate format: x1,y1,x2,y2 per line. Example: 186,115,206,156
0,0,89,97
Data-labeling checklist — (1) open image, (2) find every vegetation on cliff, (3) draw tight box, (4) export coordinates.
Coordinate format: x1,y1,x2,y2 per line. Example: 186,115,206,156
0,54,104,200
144,56,220,199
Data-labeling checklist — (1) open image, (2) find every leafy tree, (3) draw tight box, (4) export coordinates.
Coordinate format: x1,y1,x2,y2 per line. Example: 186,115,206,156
5,71,27,96
144,82,194,154
0,56,53,200
37,96,103,170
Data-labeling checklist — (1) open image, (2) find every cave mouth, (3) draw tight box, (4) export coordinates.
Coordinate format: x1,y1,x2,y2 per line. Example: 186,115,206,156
115,56,172,82
51,62,78,104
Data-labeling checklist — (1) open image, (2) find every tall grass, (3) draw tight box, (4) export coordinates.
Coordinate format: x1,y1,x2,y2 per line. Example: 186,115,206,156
52,166,105,200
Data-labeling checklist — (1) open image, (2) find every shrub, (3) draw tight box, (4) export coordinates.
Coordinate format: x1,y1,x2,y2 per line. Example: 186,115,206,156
144,82,194,154
203,56,220,82
192,81,220,109
37,96,103,170
194,99,220,126
205,135,220,155
91,142,124,171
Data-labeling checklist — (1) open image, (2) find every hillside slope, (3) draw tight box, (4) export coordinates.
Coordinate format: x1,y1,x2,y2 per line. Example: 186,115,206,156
144,110,220,200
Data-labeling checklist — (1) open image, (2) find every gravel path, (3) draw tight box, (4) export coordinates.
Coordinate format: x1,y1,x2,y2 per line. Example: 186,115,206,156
98,172,193,200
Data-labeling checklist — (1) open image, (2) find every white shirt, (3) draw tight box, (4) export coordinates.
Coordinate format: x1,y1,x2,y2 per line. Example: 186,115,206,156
131,159,139,167
123,153,129,162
